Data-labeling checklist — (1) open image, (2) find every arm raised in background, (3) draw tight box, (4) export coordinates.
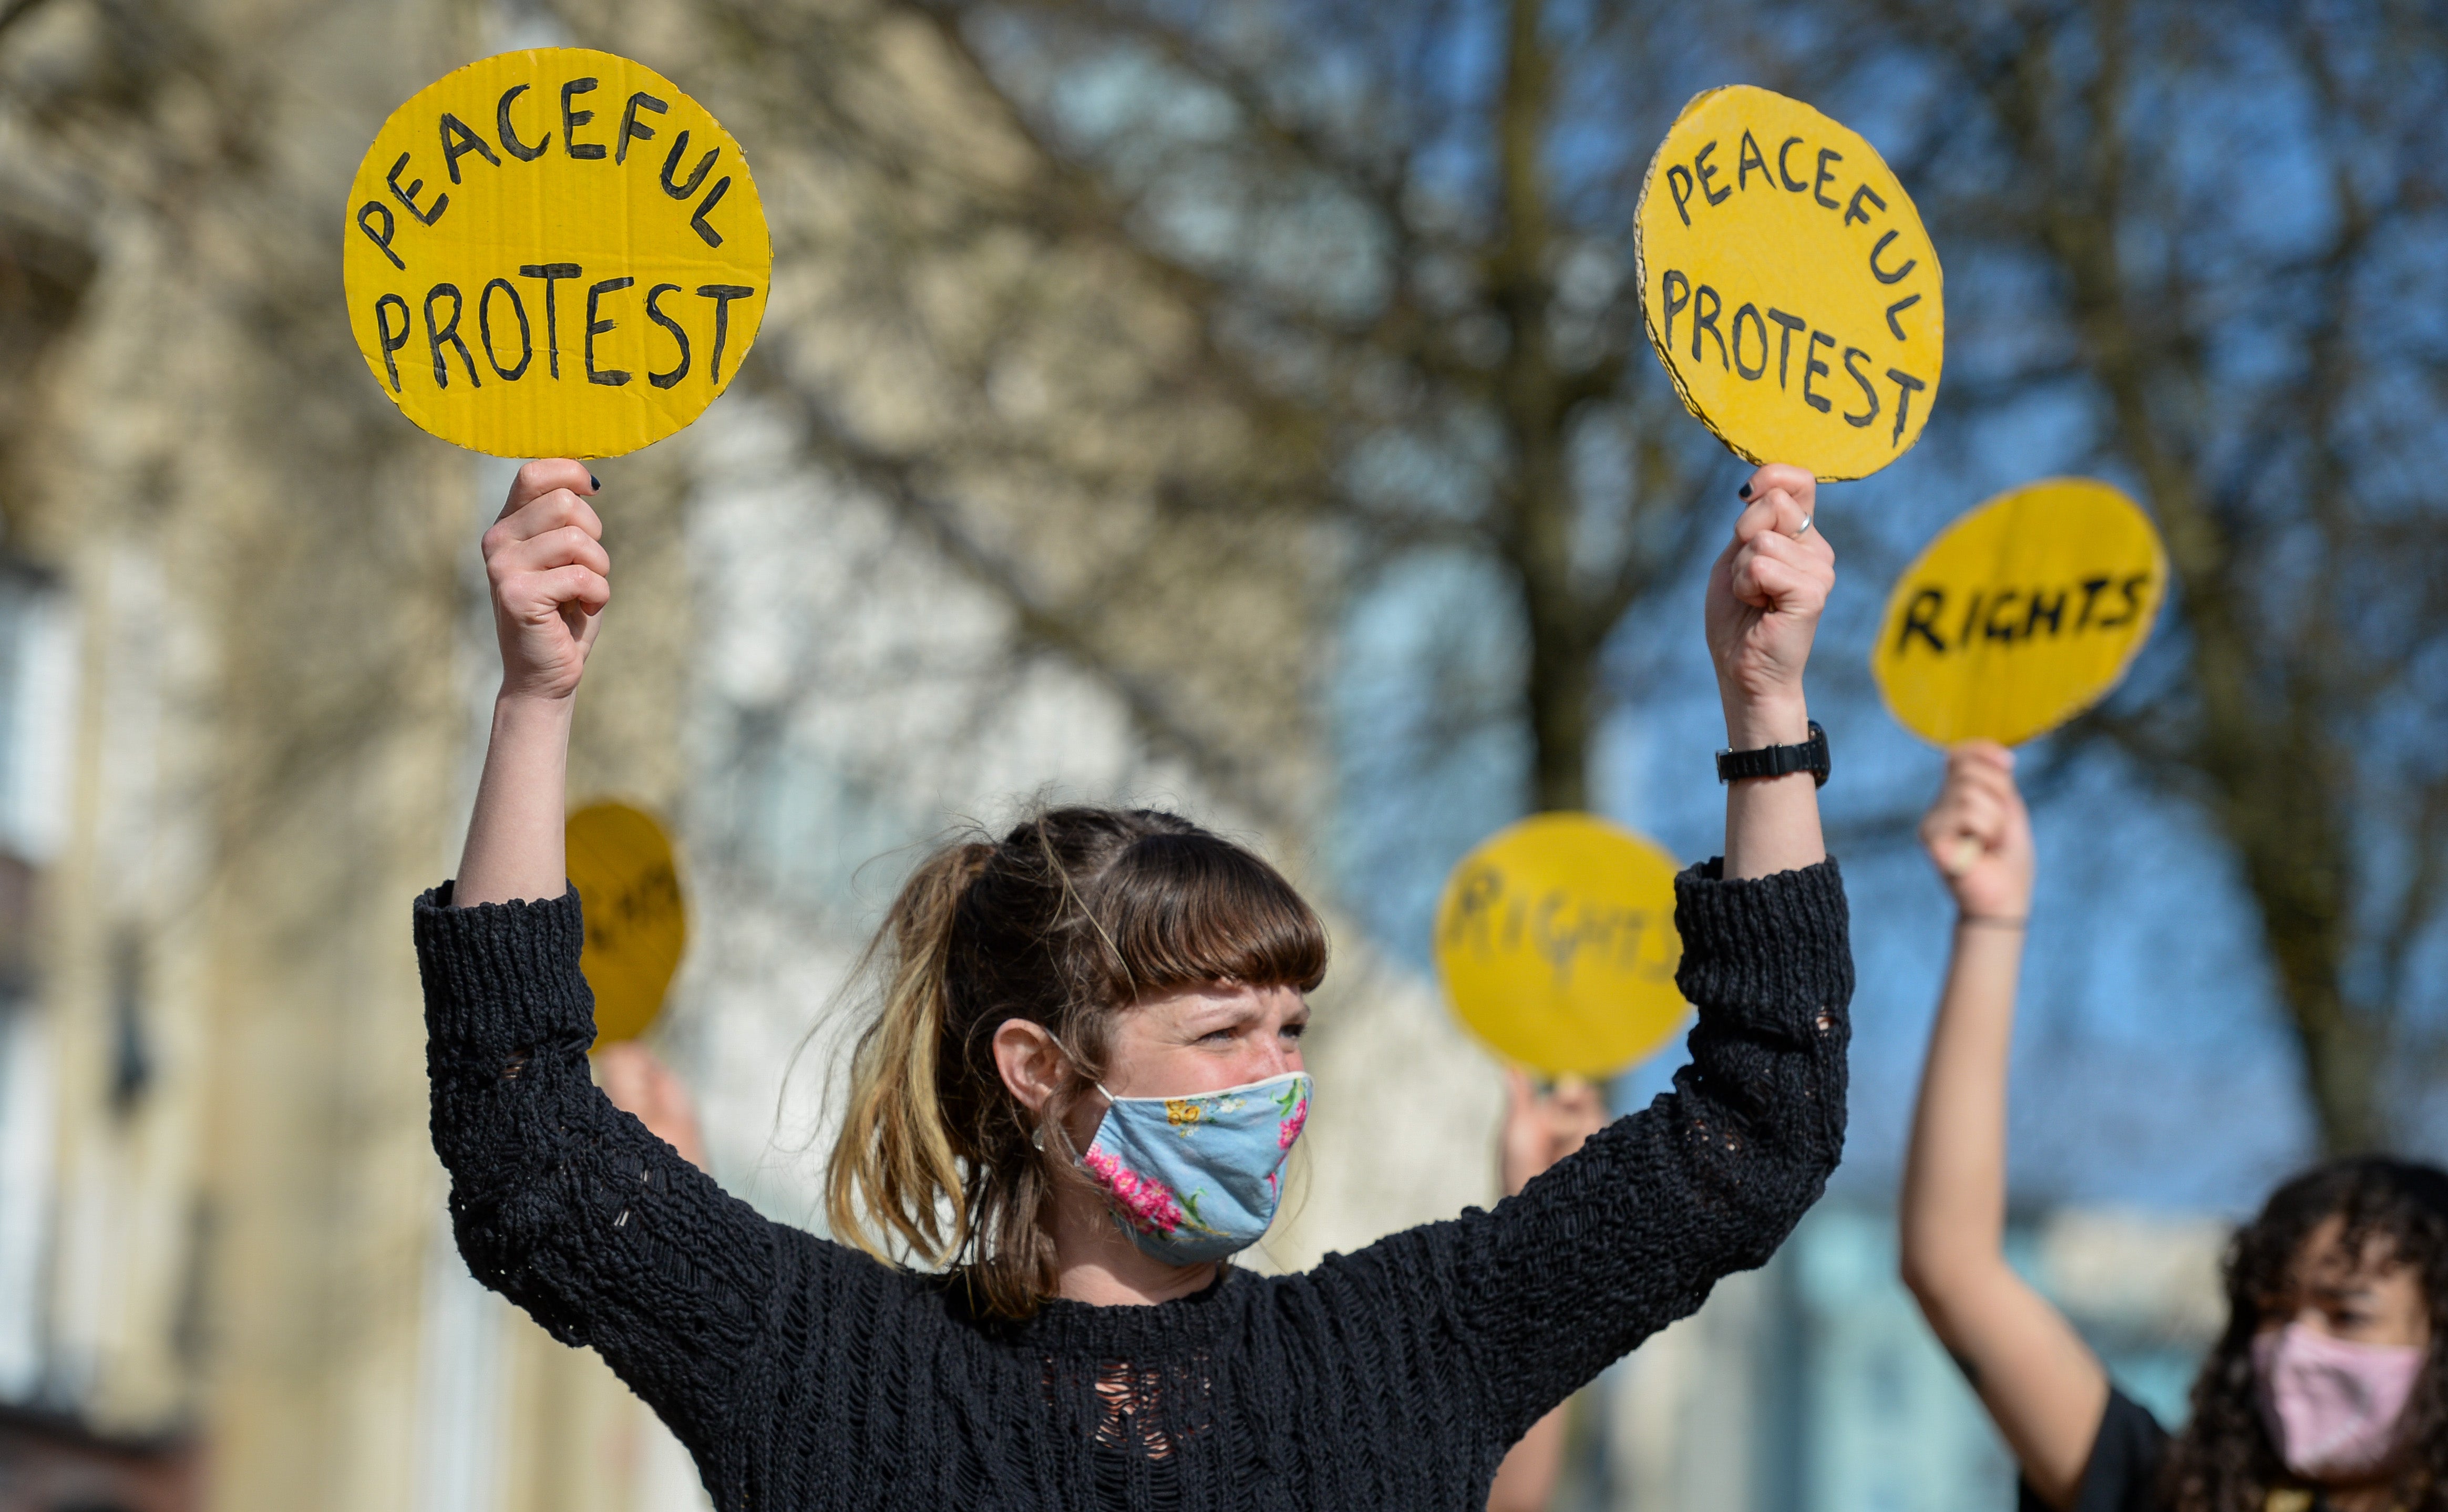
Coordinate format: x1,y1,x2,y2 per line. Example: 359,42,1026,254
1324,465,1849,1452
418,460,805,1466
1897,744,2107,1511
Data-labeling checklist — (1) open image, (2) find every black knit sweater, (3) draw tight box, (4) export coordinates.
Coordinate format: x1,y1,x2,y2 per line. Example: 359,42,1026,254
414,857,1850,1512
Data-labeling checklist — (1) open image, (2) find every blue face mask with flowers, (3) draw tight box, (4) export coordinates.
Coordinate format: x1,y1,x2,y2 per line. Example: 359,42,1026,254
1079,1071,1312,1264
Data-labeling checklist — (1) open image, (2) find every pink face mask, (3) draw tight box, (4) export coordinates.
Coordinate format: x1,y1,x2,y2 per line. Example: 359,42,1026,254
2252,1323,2425,1478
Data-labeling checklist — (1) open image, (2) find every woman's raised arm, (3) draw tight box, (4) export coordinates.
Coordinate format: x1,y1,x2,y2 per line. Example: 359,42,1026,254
420,461,812,1470
1897,744,2107,1510
456,458,610,907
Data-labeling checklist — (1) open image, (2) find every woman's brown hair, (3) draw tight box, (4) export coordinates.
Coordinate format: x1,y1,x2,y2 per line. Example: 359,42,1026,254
2163,1156,2448,1512
825,806,1329,1319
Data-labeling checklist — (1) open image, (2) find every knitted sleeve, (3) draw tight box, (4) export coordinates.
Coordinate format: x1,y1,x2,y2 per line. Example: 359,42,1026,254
413,883,788,1453
1330,857,1851,1449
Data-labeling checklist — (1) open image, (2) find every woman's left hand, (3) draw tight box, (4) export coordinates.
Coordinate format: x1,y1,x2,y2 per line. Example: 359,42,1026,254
1500,1071,1608,1197
1704,462,1835,745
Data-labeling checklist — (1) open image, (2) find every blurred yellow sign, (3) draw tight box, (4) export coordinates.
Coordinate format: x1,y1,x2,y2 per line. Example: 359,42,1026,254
1433,814,1686,1078
1873,478,2167,746
1636,86,1942,481
343,49,769,458
567,801,687,1045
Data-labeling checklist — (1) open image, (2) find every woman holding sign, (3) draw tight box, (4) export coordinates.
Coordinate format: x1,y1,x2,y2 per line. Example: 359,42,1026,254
414,458,1848,1511
1901,746,2448,1512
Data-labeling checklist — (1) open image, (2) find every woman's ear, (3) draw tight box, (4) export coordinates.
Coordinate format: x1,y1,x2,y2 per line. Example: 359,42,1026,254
992,1018,1066,1112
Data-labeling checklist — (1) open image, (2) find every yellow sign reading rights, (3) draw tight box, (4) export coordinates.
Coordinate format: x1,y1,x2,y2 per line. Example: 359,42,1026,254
1434,814,1686,1078
1873,478,2168,747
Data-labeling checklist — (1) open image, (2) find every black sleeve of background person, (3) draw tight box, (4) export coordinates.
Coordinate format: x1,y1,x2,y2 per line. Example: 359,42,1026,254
2018,1389,2172,1512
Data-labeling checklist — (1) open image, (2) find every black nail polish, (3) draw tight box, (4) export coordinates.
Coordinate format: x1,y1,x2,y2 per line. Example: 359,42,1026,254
1739,482,1752,499
590,475,601,491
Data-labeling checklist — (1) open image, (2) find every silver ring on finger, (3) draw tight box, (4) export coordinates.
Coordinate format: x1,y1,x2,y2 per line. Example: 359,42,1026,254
1793,513,1814,538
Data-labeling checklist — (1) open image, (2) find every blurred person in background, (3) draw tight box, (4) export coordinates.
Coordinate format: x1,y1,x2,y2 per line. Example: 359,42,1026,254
1487,1073,1608,1512
1901,744,2448,1512
411,456,1849,1511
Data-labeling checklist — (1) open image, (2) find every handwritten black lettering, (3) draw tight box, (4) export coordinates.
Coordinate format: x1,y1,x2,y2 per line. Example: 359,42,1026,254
1870,229,1917,285
1802,330,1835,412
1777,136,1808,191
1667,162,1696,226
1812,148,1843,209
517,263,581,378
497,84,548,160
374,294,411,392
1737,130,1769,192
1897,588,1947,655
1885,293,1922,342
1886,368,1926,445
439,112,501,184
1732,303,1767,380
1694,140,1731,206
689,177,734,248
356,202,404,271
644,283,690,388
1844,183,1886,227
1767,308,1805,388
695,285,754,385
561,78,605,159
585,276,635,385
2095,573,2151,629
1692,284,1728,369
2075,576,2112,629
386,152,446,227
1842,346,1880,427
660,131,718,200
424,283,480,389
2023,589,2065,639
616,92,667,166
478,277,532,381
1661,270,1691,352
1983,591,2022,643
1959,591,1985,648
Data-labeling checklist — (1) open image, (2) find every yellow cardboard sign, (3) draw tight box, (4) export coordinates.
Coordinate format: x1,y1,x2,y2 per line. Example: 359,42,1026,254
1873,478,2167,746
567,801,688,1045
1433,814,1686,1078
1636,86,1943,481
343,49,770,459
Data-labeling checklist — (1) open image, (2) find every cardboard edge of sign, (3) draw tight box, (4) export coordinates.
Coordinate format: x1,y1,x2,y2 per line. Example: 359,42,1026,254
1631,83,1943,486
343,46,773,462
1870,476,2172,748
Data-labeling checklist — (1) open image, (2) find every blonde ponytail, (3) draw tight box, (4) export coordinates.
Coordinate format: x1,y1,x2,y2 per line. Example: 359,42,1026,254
825,841,992,1266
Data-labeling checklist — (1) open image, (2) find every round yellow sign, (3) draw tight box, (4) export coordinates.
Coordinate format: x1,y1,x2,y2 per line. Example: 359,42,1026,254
1636,86,1943,481
343,49,770,459
1433,814,1686,1078
567,801,688,1045
1873,478,2168,746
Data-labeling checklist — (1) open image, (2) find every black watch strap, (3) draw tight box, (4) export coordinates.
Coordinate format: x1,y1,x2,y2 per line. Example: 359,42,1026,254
1716,720,1829,787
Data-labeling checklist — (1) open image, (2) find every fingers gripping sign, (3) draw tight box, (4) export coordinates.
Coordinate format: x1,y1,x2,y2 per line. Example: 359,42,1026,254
1708,463,1836,732
484,458,609,702
1917,741,2035,921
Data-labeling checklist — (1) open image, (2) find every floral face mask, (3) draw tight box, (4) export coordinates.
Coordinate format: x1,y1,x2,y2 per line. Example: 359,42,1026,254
1079,1071,1311,1264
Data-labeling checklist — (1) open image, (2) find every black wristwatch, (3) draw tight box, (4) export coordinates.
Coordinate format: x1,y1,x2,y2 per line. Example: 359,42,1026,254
1716,720,1829,787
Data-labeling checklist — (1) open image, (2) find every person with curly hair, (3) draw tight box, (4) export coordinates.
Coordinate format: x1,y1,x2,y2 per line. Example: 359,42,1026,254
413,457,1852,1511
1900,742,2448,1512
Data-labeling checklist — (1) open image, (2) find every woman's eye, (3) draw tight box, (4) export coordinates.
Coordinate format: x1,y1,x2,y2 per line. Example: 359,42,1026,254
1283,1022,1308,1041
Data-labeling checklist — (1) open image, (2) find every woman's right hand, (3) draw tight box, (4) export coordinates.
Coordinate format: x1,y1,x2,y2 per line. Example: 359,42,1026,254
1918,742,2034,920
482,459,609,702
